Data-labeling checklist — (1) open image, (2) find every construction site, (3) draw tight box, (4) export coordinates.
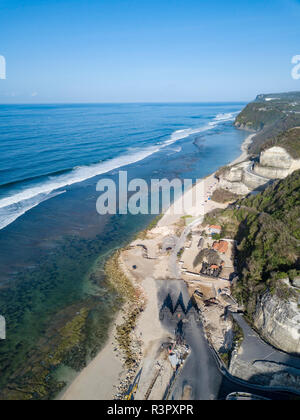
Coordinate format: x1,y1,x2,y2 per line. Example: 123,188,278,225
118,211,241,400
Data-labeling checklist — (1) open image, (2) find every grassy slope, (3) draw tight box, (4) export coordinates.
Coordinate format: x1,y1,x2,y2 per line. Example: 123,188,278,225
262,127,300,159
235,92,300,156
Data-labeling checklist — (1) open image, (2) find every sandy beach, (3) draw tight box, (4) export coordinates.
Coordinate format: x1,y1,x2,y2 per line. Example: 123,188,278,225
61,132,254,401
231,133,255,165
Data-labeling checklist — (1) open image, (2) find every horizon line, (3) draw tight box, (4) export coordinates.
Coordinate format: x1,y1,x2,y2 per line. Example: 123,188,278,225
0,100,250,106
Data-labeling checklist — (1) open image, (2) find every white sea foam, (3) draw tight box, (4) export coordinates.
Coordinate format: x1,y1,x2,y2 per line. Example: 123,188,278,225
0,111,239,230
0,190,66,230
165,112,236,146
0,147,161,210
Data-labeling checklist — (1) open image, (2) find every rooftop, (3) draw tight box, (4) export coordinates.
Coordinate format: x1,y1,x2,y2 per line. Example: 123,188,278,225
213,240,229,254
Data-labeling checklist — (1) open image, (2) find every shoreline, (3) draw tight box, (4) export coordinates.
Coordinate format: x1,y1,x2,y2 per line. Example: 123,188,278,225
60,311,123,400
231,133,255,165
61,131,254,401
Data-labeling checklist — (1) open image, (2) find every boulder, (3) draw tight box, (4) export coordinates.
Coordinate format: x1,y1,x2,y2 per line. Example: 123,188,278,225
292,276,300,289
253,293,300,355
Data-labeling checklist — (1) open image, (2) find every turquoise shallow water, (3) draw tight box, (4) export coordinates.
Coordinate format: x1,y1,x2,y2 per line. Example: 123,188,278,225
0,103,251,399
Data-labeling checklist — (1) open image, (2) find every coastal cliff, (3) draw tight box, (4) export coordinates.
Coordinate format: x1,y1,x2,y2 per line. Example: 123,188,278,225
206,169,300,355
253,292,300,354
218,145,300,195
217,95,300,196
235,92,300,155
234,171,300,354
217,148,299,195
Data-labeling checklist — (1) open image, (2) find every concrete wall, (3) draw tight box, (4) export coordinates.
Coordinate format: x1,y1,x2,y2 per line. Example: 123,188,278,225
254,164,290,180
242,169,271,191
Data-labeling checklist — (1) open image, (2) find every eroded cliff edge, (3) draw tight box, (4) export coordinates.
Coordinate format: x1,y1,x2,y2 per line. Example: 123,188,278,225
253,292,300,354
206,168,300,355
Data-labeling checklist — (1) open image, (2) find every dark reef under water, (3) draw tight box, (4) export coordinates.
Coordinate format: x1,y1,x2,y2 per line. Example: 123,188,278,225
0,122,248,399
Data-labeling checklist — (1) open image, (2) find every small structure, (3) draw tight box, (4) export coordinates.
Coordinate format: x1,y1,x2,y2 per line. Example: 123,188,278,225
208,225,221,235
131,239,158,259
204,297,218,307
168,353,179,370
181,235,204,273
194,290,204,298
161,235,177,253
200,262,223,278
213,240,228,254
198,238,204,249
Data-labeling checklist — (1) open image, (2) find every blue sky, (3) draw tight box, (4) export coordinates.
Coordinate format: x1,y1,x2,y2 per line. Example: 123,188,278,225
0,0,300,103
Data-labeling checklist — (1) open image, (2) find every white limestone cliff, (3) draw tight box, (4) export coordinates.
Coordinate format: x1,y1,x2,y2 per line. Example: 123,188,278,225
253,292,300,355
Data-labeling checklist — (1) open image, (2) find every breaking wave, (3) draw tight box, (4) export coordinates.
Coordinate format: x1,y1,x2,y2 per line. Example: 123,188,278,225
0,111,238,230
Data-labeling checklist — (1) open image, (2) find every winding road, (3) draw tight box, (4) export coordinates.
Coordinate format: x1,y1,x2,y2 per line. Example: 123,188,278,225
157,279,300,400
168,217,203,279
158,219,300,399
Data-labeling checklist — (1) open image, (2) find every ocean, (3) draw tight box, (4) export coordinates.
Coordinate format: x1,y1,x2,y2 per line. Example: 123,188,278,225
0,102,249,399
0,103,245,231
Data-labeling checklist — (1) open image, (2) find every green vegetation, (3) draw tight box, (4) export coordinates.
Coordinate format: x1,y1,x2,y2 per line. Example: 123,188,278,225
219,318,244,368
204,209,239,239
235,102,284,131
233,171,300,316
181,215,193,220
235,92,300,156
205,170,300,321
262,127,300,159
193,248,221,267
105,251,143,369
177,247,184,259
219,352,230,367
0,211,155,400
135,213,163,239
232,319,244,348
0,232,123,400
146,213,163,230
211,188,243,204
212,233,221,240
175,217,186,236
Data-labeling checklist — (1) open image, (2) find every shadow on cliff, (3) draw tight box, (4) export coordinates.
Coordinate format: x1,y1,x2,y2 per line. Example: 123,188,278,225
216,371,300,400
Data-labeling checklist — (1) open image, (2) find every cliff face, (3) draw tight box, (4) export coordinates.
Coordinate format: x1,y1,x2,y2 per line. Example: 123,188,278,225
235,92,300,155
254,146,300,180
218,146,300,195
254,165,290,180
260,146,292,169
234,102,283,132
219,162,252,195
231,171,300,354
253,292,300,354
216,95,300,357
225,94,300,196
